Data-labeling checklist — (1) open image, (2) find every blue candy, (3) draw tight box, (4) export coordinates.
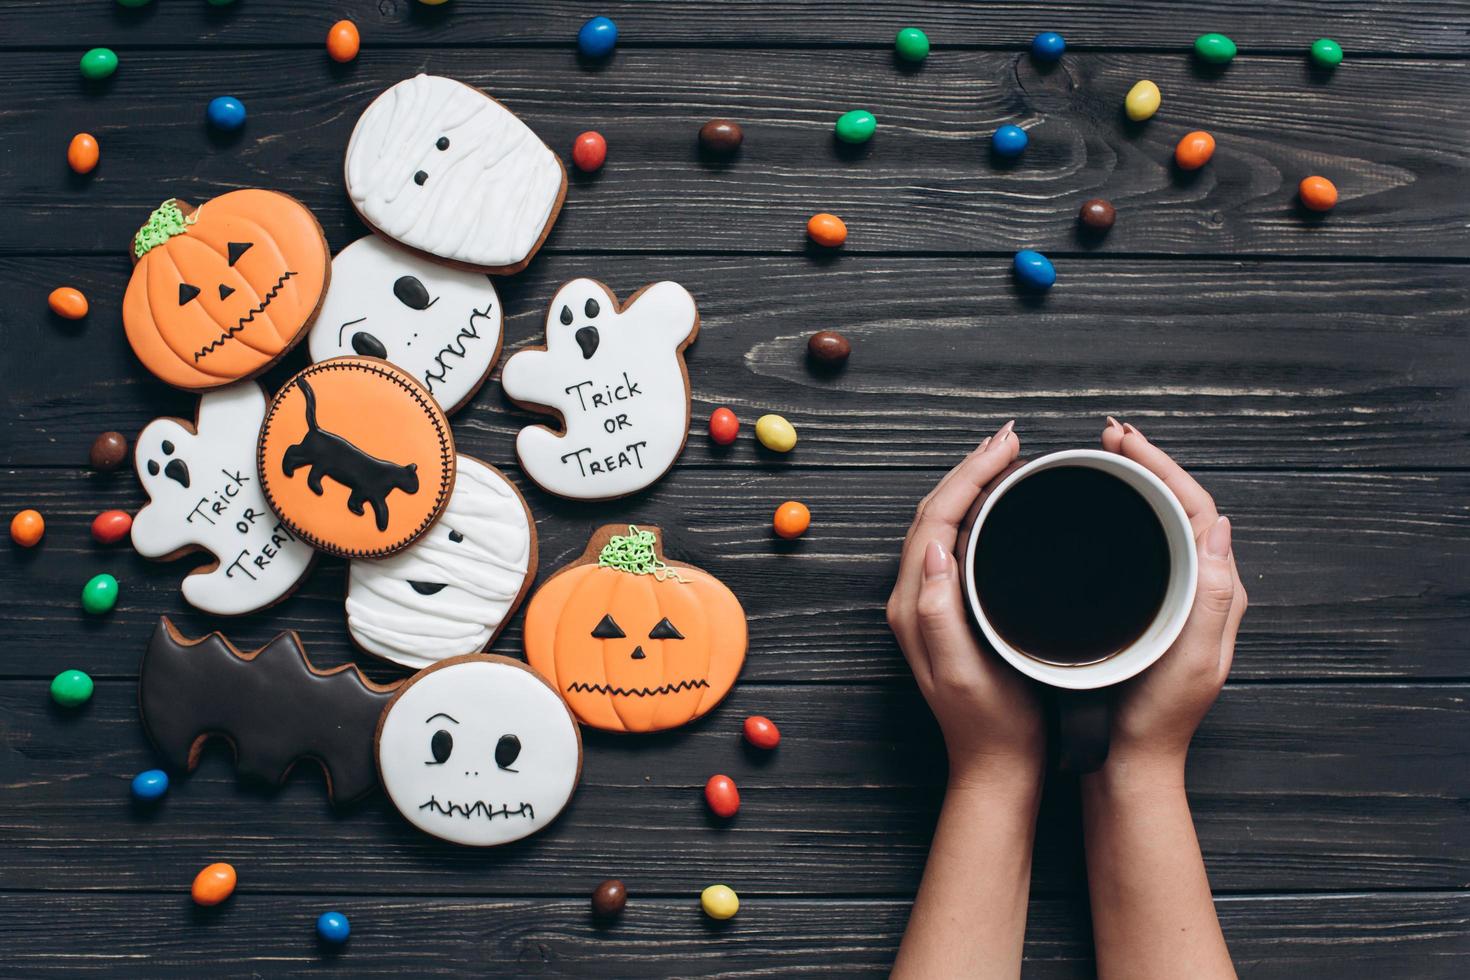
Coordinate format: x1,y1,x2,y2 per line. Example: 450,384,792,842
578,16,618,58
991,124,1029,158
1031,31,1066,62
130,769,169,801
317,911,351,944
1013,250,1056,291
206,96,247,131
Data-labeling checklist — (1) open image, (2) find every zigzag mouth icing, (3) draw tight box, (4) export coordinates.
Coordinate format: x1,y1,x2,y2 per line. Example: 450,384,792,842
422,305,494,395
419,797,535,821
194,270,297,362
567,679,710,698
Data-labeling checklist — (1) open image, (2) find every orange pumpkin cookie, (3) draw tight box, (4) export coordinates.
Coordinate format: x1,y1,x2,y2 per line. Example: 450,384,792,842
524,525,747,733
258,358,454,558
123,191,330,390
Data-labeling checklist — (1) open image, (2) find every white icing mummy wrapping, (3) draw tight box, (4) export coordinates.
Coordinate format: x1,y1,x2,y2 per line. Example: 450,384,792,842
344,74,566,273
346,456,535,669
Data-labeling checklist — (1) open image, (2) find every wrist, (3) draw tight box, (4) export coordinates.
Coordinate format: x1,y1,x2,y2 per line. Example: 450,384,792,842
1081,748,1187,805
947,755,1045,812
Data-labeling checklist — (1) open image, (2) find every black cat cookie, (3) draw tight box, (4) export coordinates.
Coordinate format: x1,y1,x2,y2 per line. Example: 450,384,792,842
258,357,455,558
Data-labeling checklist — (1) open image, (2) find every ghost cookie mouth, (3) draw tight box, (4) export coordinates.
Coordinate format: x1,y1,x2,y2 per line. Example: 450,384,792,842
419,797,535,821
194,270,298,362
566,679,710,698
422,305,495,397
408,581,448,596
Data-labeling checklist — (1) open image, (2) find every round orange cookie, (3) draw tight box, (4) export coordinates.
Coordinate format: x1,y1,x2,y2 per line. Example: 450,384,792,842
258,358,454,558
523,524,747,733
123,190,329,390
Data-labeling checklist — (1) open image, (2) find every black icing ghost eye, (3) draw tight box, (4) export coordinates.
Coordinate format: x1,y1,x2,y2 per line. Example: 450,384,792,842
227,242,252,266
414,170,428,186
393,275,433,311
495,734,521,771
447,529,464,543
147,460,159,476
429,729,453,765
178,283,201,305
436,136,450,151
161,441,175,455
591,614,625,639
584,298,601,318
649,617,685,640
559,305,574,326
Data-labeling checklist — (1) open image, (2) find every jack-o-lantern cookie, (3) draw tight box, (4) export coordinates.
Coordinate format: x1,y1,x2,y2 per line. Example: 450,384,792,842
124,191,330,390
523,525,747,733
258,358,455,558
375,655,582,847
344,74,566,274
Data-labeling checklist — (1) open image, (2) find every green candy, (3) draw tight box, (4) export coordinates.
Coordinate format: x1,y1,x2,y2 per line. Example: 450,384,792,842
79,47,118,80
834,109,877,144
51,669,94,708
1310,38,1343,68
895,27,930,63
1193,33,1237,65
81,573,119,615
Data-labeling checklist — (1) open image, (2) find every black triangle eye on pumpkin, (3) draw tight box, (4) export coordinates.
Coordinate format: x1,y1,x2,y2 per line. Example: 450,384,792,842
591,614,625,639
178,283,201,305
649,617,684,640
227,241,253,266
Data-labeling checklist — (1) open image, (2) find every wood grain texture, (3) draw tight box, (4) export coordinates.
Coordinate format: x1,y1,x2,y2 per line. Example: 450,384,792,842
8,50,1468,257
5,255,1468,471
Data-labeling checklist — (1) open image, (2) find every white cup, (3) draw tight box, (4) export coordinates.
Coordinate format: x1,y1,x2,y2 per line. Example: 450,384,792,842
960,449,1198,691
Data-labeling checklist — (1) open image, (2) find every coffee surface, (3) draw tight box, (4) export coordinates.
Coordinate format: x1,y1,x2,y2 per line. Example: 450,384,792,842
975,466,1170,665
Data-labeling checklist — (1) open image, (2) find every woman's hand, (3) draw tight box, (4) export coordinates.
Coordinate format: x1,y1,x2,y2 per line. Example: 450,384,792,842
885,420,1045,789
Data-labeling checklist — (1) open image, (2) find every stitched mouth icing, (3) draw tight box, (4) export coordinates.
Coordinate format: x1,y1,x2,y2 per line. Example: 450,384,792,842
419,798,535,821
422,305,494,395
194,270,298,362
566,679,710,698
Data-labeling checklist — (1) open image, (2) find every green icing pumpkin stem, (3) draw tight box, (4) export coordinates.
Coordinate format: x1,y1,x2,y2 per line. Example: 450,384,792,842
597,526,686,582
133,199,197,258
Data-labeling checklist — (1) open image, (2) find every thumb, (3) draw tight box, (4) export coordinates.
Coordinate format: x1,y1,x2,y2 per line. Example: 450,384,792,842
915,540,984,683
1172,517,1236,662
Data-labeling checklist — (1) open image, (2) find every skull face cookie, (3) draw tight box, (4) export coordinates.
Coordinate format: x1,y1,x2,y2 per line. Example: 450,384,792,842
501,279,699,500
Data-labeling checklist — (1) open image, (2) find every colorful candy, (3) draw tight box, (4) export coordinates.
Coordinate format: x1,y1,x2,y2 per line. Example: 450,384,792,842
699,119,743,154
81,573,119,614
50,669,93,707
834,109,876,144
89,431,128,470
79,48,118,81
1031,31,1066,62
755,414,797,453
67,133,100,175
1311,38,1343,68
806,213,848,247
591,879,627,918
48,286,89,319
1174,131,1216,170
1194,33,1237,65
895,27,930,63
578,16,618,58
10,510,44,547
572,131,607,173
130,769,169,801
1124,80,1161,122
991,124,1028,158
773,501,811,540
191,863,237,906
701,884,739,920
1013,250,1056,291
316,911,351,944
708,407,739,446
1079,199,1116,231
91,510,133,544
704,775,740,818
327,20,360,63
207,96,247,131
743,715,781,749
1299,175,1338,212
807,330,850,365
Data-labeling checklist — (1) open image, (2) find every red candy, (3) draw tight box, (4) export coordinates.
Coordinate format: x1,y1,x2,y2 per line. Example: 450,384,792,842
573,131,607,173
708,407,739,445
91,510,133,544
743,715,780,749
704,774,740,818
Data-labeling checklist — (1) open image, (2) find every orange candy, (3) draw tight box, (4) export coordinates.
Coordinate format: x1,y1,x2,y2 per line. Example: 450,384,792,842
1299,175,1338,212
191,862,237,906
1174,131,1216,171
48,286,89,320
773,500,811,539
67,133,99,174
327,20,360,63
10,510,44,547
806,212,848,247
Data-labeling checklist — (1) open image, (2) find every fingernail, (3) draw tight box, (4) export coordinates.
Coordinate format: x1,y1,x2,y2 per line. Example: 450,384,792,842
978,436,992,452
923,540,951,580
1204,516,1232,560
1106,415,1122,431
1122,422,1141,437
993,419,1016,444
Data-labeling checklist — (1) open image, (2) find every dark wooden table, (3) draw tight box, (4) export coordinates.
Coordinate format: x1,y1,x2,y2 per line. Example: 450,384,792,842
2,2,1467,975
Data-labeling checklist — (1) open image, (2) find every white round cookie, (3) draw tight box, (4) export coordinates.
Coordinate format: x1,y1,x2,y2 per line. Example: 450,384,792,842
376,656,582,847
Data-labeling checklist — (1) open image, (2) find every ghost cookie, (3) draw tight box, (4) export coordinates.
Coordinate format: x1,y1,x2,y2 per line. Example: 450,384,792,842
309,236,504,414
501,280,699,500
347,456,536,670
132,382,315,615
123,191,330,390
375,655,582,847
345,74,566,274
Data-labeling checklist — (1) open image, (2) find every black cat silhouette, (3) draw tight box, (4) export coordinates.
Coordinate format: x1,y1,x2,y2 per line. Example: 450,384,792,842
280,378,419,531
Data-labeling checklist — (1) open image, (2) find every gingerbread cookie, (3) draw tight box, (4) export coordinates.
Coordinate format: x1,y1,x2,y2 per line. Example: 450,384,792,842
140,618,399,803
308,235,504,414
123,191,329,390
501,280,699,500
347,456,536,670
375,655,582,847
132,382,315,615
258,358,455,559
523,525,747,733
344,74,566,274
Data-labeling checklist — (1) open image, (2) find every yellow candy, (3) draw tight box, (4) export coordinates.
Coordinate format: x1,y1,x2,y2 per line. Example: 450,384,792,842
1124,80,1161,122
701,884,739,920
755,414,797,453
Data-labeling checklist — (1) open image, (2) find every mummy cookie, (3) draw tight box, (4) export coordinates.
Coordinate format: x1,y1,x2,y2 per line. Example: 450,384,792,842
123,191,330,390
132,382,315,615
309,236,504,414
501,280,699,499
375,655,582,847
345,74,566,274
347,456,537,669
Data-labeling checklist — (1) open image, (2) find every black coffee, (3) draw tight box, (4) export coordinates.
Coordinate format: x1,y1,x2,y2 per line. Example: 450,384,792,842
974,466,1170,666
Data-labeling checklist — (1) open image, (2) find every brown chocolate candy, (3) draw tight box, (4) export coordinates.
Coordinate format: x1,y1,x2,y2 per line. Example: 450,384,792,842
89,431,129,470
592,878,627,918
1079,198,1116,231
807,330,851,366
699,119,743,154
